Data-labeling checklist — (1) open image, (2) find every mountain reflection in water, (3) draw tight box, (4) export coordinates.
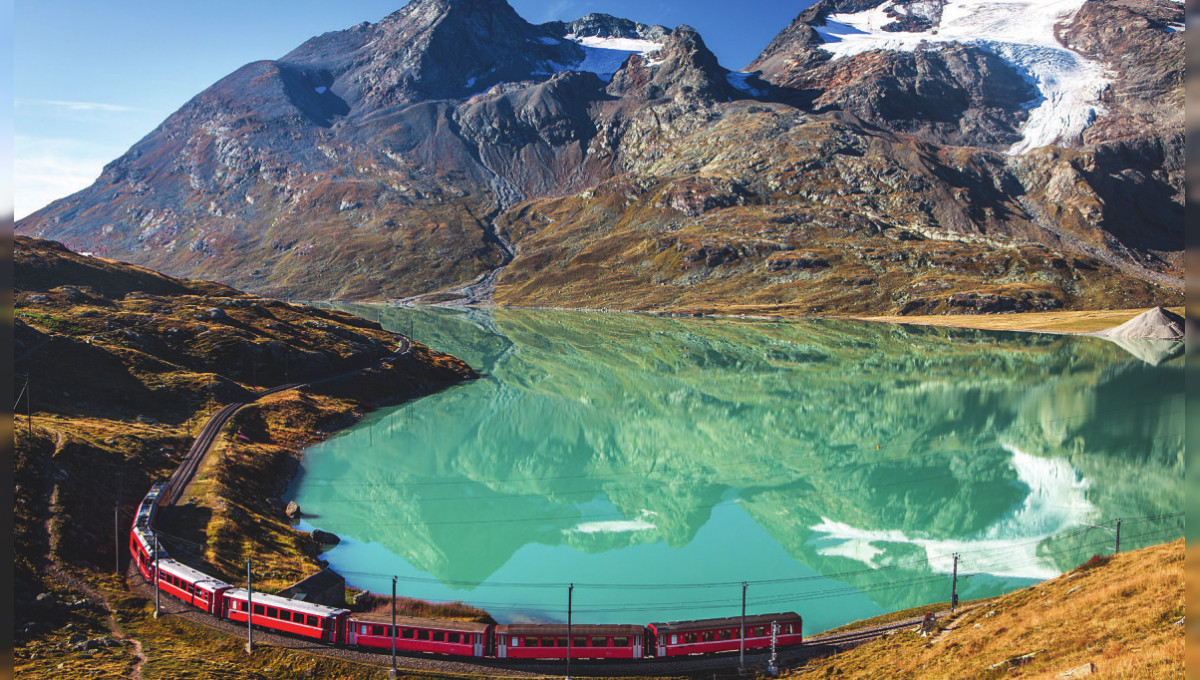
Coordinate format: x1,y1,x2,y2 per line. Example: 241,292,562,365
289,307,1183,632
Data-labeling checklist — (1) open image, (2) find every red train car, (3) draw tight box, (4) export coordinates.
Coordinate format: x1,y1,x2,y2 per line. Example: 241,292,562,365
134,481,170,529
154,559,232,616
222,589,349,644
648,612,802,657
495,624,645,659
128,526,166,581
347,613,491,656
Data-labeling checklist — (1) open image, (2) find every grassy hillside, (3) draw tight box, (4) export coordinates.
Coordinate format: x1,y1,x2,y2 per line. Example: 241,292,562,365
788,539,1184,680
14,236,479,670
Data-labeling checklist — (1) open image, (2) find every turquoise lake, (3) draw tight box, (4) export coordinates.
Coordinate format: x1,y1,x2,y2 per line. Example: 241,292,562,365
288,307,1184,634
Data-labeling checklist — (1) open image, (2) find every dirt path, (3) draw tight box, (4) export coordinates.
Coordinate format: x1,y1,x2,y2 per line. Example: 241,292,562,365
41,426,149,679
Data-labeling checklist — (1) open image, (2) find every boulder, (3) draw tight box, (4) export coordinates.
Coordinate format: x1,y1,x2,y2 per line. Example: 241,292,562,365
285,501,301,519
1057,662,1096,679
311,529,341,547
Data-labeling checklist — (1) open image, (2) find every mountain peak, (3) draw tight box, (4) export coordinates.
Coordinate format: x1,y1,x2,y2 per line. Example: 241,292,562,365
607,23,732,102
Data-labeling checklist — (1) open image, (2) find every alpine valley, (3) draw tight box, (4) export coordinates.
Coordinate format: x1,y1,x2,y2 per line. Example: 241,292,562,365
17,0,1184,316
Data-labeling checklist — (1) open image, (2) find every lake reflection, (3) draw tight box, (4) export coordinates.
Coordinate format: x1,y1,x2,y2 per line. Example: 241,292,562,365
289,307,1183,632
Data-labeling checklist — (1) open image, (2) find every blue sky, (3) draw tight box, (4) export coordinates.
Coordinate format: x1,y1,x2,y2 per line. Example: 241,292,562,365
12,0,811,220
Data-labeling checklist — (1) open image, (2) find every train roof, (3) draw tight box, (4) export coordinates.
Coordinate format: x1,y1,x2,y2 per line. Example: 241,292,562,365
349,613,492,632
156,559,232,590
649,612,801,634
225,589,349,618
131,527,167,558
494,623,644,636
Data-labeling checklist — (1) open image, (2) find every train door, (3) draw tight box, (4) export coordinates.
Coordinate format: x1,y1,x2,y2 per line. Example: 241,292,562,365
634,631,643,659
474,632,484,657
496,633,508,658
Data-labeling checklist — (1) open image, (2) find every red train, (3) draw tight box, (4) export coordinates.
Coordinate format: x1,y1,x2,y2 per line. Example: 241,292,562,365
130,480,803,661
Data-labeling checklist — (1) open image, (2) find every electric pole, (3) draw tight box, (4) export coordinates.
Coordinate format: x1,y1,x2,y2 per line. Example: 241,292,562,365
951,553,959,612
739,582,747,672
114,505,120,575
768,622,779,676
1115,519,1121,554
246,559,254,653
566,583,574,680
389,576,398,679
153,535,161,618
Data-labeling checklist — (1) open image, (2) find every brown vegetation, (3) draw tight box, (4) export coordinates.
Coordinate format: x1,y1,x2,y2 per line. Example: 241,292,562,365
14,235,478,671
787,539,1184,680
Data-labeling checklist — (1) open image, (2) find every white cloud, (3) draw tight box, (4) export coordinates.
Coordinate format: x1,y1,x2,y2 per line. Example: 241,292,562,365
14,136,119,219
16,98,140,113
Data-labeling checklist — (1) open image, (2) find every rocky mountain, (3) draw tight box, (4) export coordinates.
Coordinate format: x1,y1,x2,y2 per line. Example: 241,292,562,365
17,0,1183,315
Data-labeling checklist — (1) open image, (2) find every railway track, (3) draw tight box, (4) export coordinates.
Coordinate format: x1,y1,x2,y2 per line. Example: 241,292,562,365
165,333,410,506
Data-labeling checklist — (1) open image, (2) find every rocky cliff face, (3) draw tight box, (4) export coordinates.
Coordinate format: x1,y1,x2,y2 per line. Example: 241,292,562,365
17,0,1183,314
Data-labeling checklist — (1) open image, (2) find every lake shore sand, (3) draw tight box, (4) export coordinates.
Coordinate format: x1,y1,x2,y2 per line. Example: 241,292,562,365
845,307,1186,334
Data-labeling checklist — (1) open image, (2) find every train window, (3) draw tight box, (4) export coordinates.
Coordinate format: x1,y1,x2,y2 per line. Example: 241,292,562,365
701,631,714,643
783,623,794,634
510,636,520,647
432,631,445,642
684,633,697,644
556,637,567,648
524,637,537,647
417,630,430,641
267,607,278,619
374,625,386,637
448,633,461,644
278,611,290,622
361,624,369,635
613,636,629,647
592,637,607,647
670,635,678,645
540,637,553,648
254,604,265,616
574,637,586,648
402,629,414,639
719,629,732,641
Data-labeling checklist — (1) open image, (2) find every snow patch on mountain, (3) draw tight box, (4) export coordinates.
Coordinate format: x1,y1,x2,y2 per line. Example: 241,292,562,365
814,0,1109,154
555,34,662,81
727,72,766,96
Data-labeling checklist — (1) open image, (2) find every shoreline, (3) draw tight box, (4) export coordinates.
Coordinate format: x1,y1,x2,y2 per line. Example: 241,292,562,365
328,299,1185,335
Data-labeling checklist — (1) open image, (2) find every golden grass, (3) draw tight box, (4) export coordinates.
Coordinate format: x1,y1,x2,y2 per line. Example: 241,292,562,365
848,307,1186,334
352,592,493,623
787,539,1184,680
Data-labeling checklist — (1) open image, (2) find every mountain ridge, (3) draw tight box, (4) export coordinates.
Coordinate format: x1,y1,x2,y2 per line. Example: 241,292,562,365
17,0,1183,315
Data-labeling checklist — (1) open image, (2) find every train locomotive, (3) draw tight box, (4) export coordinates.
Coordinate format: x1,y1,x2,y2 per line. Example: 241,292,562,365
129,480,803,661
